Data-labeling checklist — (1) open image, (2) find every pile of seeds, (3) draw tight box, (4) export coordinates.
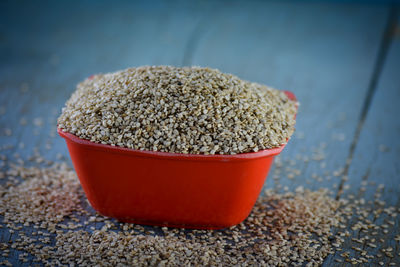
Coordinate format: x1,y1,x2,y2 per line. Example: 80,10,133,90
1,160,341,266
1,152,400,266
1,156,399,266
57,66,297,154
0,163,81,225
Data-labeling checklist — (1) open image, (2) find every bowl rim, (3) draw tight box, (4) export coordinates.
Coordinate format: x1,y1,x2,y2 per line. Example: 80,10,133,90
57,90,296,161
58,129,286,161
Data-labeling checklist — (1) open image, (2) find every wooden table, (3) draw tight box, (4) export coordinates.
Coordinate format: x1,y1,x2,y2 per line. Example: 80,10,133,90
1,0,399,265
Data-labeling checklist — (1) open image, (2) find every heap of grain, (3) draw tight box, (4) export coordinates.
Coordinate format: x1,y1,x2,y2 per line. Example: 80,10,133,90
0,160,342,266
58,66,297,154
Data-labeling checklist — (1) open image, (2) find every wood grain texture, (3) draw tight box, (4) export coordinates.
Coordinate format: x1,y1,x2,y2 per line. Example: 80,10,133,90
346,11,400,206
0,0,399,266
334,11,400,266
322,8,400,266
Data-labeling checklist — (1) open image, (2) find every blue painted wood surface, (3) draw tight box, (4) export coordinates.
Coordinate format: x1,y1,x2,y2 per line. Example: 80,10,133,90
0,0,399,265
347,14,400,206
337,13,400,266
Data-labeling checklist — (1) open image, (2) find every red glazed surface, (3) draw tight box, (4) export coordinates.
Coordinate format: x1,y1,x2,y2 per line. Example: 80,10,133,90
58,91,297,229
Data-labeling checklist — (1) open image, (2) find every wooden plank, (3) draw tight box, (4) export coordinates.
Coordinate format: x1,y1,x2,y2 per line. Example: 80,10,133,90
346,15,400,205
330,12,400,266
190,0,389,193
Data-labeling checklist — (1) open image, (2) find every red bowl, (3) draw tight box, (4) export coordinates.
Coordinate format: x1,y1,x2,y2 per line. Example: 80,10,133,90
58,91,296,229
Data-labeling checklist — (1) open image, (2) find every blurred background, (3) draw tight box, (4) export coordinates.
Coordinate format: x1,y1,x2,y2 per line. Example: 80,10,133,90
0,0,400,264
